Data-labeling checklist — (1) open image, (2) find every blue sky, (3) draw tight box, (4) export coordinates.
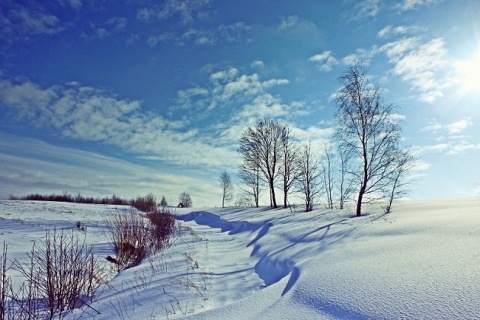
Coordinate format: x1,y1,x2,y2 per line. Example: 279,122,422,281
1,0,479,206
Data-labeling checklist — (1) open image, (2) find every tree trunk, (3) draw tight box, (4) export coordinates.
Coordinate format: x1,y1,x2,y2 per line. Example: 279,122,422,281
255,168,260,207
269,179,277,208
356,187,365,217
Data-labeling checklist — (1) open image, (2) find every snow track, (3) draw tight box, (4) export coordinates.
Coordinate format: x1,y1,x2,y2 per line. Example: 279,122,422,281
177,211,298,294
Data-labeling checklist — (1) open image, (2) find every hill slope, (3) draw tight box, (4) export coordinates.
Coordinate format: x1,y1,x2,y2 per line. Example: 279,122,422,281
1,198,479,319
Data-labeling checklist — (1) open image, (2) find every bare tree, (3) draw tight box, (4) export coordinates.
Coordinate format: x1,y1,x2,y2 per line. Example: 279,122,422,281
337,147,355,210
239,118,284,208
238,163,261,207
321,143,335,209
219,170,234,208
296,143,322,212
160,195,168,207
280,126,299,208
334,65,405,216
178,191,193,207
383,149,415,213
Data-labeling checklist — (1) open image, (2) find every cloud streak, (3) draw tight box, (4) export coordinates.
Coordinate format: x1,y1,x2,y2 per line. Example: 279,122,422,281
416,118,478,156
173,67,290,113
279,15,299,30
395,0,442,11
0,77,235,168
309,51,339,72
348,0,381,21
147,22,251,47
380,37,451,103
377,25,424,38
0,133,219,206
137,0,212,25
422,118,473,136
0,2,61,47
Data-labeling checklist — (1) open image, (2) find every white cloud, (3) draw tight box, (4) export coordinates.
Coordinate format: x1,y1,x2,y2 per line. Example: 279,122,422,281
445,119,473,134
218,22,251,42
309,51,339,72
251,60,264,69
349,0,381,20
222,74,262,100
237,94,288,119
388,113,407,122
448,142,480,155
175,87,209,109
412,143,449,156
137,0,212,25
19,11,59,35
422,121,442,133
422,118,472,135
105,17,128,32
147,22,250,47
170,67,307,144
396,0,442,11
377,25,424,38
177,67,289,111
0,77,235,168
290,125,334,145
81,18,128,41
182,28,215,45
380,37,419,60
380,37,451,103
58,0,82,9
342,47,378,66
93,28,109,39
211,72,285,109
0,2,61,43
147,32,175,47
218,98,321,145
411,159,431,171
378,25,393,38
209,67,239,83
279,15,299,30
417,118,476,156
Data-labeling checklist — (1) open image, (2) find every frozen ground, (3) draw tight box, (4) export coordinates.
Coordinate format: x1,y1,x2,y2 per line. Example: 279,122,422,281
0,198,479,319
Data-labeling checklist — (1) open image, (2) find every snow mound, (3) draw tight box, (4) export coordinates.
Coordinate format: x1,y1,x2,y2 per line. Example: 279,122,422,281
1,198,479,319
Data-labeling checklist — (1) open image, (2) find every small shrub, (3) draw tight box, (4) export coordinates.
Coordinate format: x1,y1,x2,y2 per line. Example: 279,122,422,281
105,207,175,271
1,242,10,319
105,209,150,270
146,208,176,251
15,229,103,319
2,242,45,319
105,208,175,271
131,194,157,213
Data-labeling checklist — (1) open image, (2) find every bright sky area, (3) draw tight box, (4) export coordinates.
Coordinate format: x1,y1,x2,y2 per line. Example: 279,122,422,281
1,0,480,206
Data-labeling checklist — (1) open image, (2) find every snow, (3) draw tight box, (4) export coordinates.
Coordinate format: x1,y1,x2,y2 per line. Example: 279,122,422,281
0,198,479,319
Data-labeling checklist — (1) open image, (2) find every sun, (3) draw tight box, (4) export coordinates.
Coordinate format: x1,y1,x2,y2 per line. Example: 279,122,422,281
455,52,480,92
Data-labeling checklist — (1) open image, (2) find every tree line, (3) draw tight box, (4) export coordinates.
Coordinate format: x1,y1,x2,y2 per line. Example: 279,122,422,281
221,65,414,216
10,192,194,209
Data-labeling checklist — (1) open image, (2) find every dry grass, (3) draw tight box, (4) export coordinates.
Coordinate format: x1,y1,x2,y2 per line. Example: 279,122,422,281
105,207,176,271
1,229,104,319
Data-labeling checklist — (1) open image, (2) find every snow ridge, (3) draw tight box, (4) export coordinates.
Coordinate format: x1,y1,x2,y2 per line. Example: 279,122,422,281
177,211,298,293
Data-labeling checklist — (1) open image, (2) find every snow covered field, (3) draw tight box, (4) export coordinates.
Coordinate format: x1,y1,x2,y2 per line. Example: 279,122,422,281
0,198,479,319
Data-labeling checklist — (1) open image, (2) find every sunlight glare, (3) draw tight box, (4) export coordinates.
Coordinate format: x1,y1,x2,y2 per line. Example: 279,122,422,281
455,52,480,92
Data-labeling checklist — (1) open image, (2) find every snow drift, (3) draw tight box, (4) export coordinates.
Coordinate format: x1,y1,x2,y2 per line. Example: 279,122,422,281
0,198,479,319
